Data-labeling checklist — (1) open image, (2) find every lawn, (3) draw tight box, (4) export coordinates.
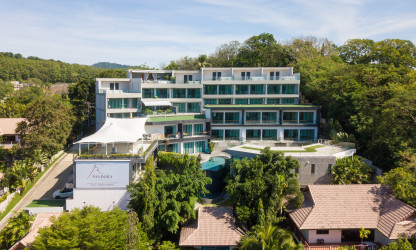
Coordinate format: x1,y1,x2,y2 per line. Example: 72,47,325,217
0,151,65,221
27,199,65,207
241,145,325,153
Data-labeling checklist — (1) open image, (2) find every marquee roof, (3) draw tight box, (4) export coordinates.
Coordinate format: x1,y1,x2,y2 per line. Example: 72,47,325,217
76,117,148,144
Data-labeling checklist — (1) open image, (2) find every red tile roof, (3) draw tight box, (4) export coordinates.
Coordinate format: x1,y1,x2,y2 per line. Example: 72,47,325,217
288,184,416,240
179,206,245,247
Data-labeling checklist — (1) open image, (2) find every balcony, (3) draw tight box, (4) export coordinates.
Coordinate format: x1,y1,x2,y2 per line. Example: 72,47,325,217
142,79,201,84
99,89,140,94
203,73,300,82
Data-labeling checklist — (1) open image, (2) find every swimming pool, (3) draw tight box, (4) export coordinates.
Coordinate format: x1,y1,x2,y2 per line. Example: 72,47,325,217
201,156,226,171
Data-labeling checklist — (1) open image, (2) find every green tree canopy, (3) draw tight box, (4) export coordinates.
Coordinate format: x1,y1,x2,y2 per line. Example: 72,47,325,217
128,153,211,241
16,95,75,157
0,211,34,249
240,223,303,250
226,148,303,227
32,206,150,249
331,156,374,184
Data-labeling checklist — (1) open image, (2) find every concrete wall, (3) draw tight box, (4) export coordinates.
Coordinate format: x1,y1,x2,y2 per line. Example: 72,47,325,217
307,230,342,244
374,229,392,246
66,189,130,211
26,206,64,214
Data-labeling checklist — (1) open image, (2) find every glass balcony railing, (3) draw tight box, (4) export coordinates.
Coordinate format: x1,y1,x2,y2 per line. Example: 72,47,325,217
99,89,141,94
203,73,300,82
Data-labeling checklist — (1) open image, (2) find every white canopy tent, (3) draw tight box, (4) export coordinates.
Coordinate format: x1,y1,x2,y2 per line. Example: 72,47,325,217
75,117,149,155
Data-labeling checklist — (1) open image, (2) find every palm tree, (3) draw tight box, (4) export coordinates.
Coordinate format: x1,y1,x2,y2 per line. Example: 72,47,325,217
240,223,303,250
32,149,48,172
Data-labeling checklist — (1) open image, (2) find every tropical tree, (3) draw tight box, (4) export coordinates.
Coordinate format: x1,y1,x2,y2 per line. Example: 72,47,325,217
16,95,75,157
226,148,303,227
31,149,48,173
380,236,413,250
0,211,34,249
331,156,374,184
32,206,149,249
124,209,151,250
359,227,370,245
240,223,303,250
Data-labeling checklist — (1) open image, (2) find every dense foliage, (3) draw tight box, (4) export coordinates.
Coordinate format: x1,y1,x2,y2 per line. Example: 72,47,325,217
226,148,303,227
331,156,374,184
16,96,75,157
32,206,150,249
0,211,34,249
380,236,413,250
240,223,303,250
378,151,416,207
128,153,211,241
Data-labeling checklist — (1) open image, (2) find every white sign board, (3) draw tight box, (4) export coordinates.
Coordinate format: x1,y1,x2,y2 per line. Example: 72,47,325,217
76,161,130,188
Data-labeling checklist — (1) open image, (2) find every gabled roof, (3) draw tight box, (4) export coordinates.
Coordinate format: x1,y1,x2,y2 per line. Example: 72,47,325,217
0,118,25,135
179,206,245,247
288,184,416,240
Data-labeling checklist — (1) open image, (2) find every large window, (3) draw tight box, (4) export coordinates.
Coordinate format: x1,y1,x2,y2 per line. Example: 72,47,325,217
250,85,265,94
262,112,277,124
193,124,204,135
166,144,178,153
225,129,239,140
211,129,223,139
204,99,217,105
299,112,314,123
281,98,296,104
284,129,299,140
183,124,192,136
212,112,224,124
173,103,186,113
282,84,298,94
123,98,128,108
267,98,280,104
263,129,277,140
184,142,194,154
250,98,263,104
142,89,154,98
218,99,232,104
219,85,233,95
172,89,186,98
283,112,298,123
235,85,249,95
164,126,176,138
108,98,122,109
204,85,217,95
195,141,205,153
300,129,315,141
267,85,280,94
212,72,222,80
246,129,261,140
246,112,261,124
225,112,240,124
187,89,201,98
235,98,248,104
156,89,169,98
187,103,200,113
132,98,138,108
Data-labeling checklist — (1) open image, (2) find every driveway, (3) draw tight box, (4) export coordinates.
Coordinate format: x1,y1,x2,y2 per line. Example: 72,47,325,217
0,153,74,230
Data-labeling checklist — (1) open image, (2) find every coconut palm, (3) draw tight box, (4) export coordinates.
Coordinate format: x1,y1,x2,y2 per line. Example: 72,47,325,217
31,149,48,172
240,223,303,250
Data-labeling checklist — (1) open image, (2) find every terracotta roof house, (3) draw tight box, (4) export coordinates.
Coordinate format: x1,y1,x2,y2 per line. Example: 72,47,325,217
0,118,25,149
179,206,245,249
288,185,416,248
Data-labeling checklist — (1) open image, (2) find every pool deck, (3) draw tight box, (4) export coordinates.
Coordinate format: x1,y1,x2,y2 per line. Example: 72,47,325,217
199,152,230,163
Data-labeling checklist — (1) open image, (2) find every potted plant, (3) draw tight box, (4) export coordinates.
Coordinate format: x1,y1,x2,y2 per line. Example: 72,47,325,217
208,142,215,154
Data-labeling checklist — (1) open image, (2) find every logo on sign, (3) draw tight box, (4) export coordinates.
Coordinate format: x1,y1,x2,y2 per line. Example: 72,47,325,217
87,164,113,179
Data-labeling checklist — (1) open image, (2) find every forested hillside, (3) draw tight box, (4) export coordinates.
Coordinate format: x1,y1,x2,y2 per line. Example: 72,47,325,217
166,34,416,170
92,62,135,69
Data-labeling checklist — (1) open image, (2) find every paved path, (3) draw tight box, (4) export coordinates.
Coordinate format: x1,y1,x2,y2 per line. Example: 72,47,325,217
0,153,74,230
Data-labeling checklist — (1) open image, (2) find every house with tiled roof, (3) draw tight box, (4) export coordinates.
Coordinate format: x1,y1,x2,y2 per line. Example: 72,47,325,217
288,185,416,247
179,206,245,249
0,118,25,149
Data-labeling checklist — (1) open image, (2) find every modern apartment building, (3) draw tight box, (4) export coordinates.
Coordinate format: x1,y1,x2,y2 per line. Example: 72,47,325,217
95,67,320,154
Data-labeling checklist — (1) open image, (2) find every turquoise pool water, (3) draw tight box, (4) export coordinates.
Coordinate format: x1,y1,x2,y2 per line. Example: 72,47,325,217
201,156,226,171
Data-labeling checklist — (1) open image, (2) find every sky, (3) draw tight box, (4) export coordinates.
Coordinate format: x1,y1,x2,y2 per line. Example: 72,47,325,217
1,0,416,68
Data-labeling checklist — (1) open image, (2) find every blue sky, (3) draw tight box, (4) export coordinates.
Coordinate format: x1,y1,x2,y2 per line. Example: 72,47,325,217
1,0,416,67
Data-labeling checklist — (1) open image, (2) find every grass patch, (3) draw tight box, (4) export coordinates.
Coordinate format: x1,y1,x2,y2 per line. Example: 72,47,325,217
241,145,325,153
27,200,65,207
0,151,65,221
216,199,234,206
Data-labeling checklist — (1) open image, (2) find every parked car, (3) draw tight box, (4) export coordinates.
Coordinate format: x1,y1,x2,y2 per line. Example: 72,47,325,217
53,184,73,199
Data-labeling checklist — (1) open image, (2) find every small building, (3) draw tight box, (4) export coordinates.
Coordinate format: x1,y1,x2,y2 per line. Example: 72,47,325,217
179,206,245,249
288,184,416,247
225,143,356,185
0,118,25,149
